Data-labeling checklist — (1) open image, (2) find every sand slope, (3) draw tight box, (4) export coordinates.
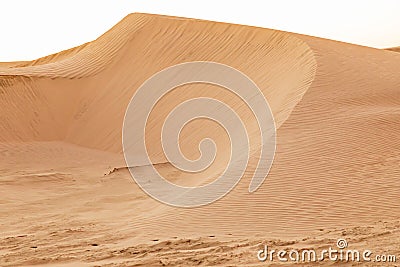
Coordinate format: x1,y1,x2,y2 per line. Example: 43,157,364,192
1,14,400,266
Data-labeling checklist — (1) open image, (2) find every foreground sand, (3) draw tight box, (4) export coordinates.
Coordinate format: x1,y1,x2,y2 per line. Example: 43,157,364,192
1,14,400,266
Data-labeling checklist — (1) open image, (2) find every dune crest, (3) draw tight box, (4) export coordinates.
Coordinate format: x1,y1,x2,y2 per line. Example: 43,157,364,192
0,13,317,153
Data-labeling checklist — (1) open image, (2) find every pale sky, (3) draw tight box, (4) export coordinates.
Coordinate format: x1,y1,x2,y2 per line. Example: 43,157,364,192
1,0,399,62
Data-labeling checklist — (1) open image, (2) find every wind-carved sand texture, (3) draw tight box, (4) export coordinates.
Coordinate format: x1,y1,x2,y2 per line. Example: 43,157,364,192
1,14,399,266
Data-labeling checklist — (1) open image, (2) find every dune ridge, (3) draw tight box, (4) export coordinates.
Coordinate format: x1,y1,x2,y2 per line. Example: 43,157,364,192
1,13,399,266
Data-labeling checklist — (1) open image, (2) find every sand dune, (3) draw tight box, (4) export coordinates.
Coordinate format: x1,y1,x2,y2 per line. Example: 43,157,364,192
387,46,400,52
1,13,400,266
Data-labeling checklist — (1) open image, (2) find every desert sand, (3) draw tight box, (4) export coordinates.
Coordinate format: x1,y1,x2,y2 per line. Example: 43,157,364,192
1,13,400,266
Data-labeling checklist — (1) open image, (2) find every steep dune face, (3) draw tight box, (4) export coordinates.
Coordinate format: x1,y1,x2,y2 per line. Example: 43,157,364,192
1,13,400,266
0,14,317,155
